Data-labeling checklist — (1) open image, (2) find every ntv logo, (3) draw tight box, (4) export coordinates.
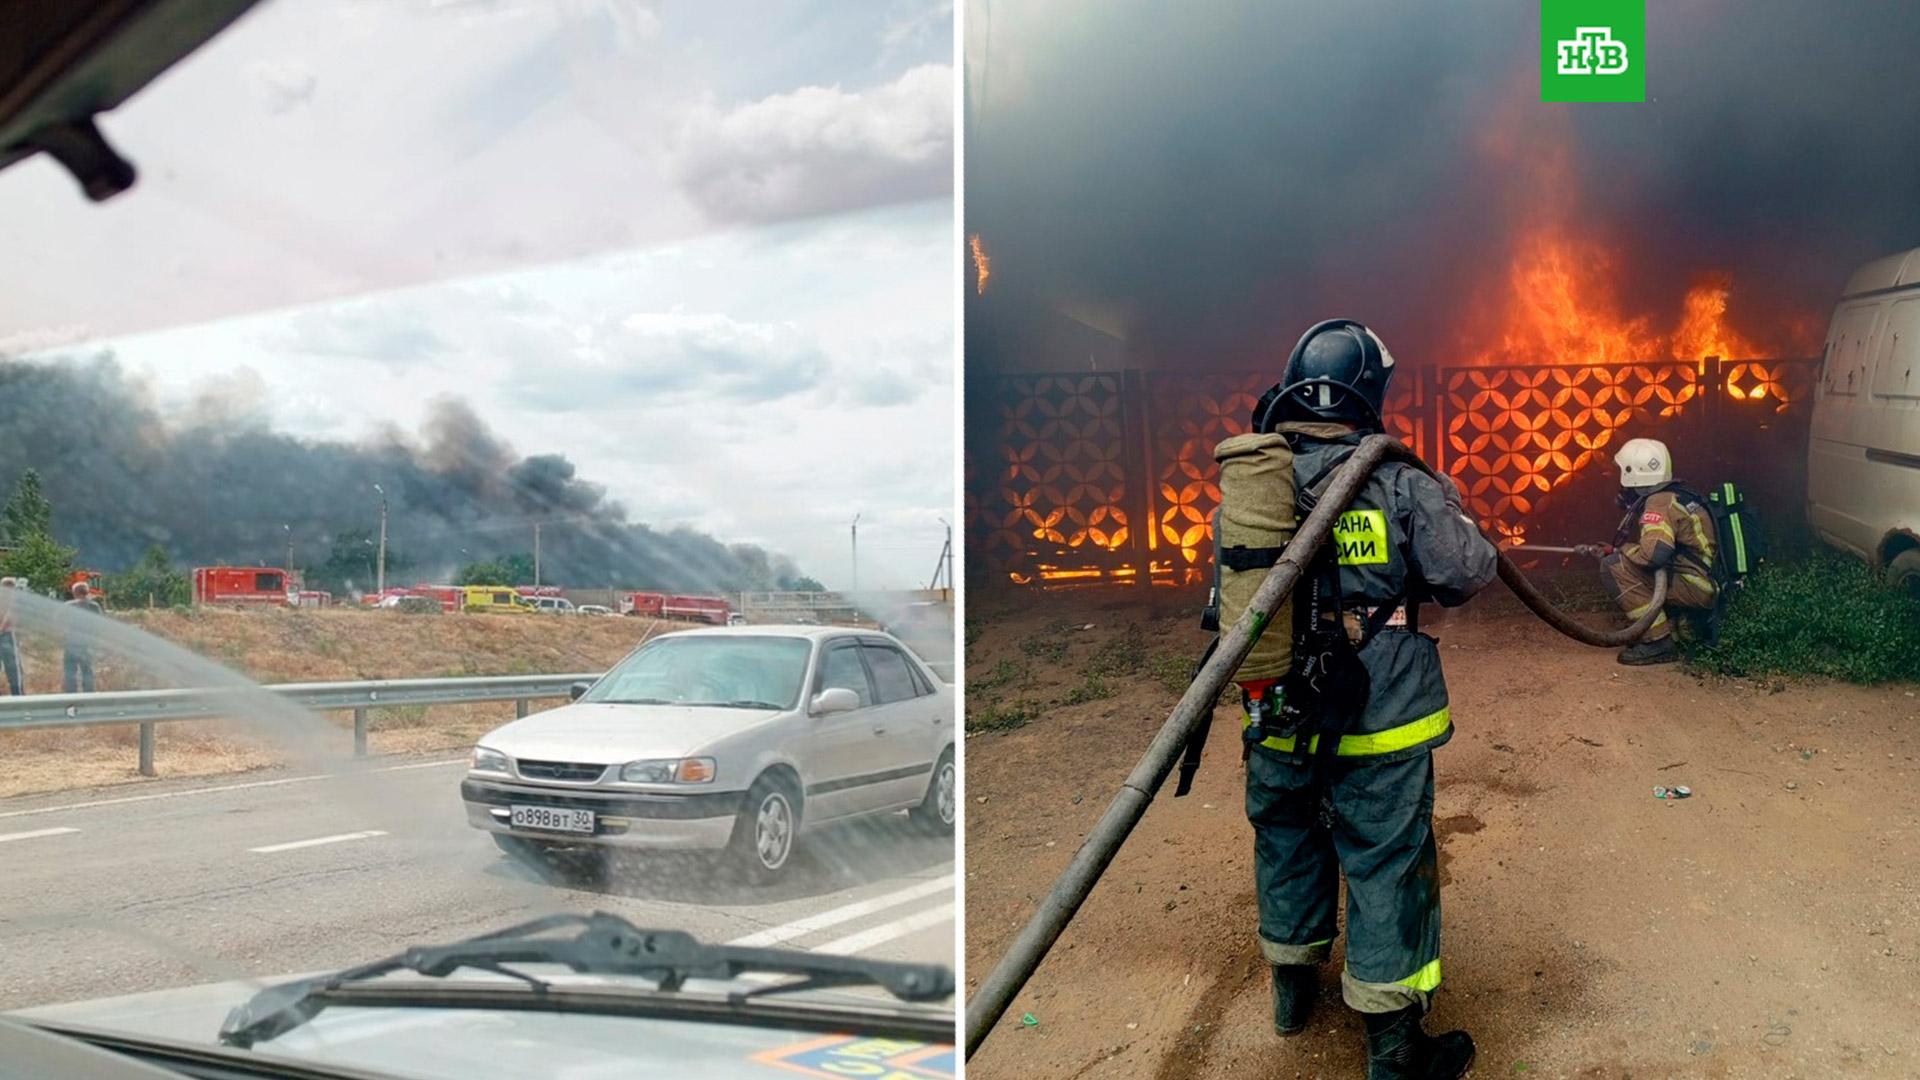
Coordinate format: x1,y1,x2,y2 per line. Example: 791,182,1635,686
1556,26,1630,75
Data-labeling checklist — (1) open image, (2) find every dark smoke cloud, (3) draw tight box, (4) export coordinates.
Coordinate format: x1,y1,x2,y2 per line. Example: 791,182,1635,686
965,0,1920,369
0,354,807,591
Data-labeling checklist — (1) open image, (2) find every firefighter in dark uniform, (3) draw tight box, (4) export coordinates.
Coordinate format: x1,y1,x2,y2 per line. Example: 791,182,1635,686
1245,320,1497,1080
1576,437,1718,666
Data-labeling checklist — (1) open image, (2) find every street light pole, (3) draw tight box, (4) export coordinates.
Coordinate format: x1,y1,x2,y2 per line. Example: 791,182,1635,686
374,484,388,596
283,524,293,579
533,523,542,588
850,513,861,593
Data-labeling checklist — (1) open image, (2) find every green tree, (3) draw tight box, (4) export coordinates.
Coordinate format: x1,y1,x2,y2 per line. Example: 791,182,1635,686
455,552,533,586
3,469,53,543
305,529,414,597
455,560,512,586
104,545,192,609
0,531,77,596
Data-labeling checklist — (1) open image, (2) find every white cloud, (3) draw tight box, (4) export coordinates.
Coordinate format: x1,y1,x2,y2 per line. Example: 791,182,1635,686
673,63,953,222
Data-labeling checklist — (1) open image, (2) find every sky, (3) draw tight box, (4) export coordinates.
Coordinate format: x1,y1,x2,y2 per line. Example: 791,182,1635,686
0,0,956,590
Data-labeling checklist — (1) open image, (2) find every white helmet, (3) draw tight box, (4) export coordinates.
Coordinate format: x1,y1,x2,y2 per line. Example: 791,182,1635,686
1614,437,1672,489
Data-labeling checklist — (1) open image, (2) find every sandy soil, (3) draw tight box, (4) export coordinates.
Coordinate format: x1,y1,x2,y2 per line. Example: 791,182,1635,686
0,608,678,798
963,585,1920,1079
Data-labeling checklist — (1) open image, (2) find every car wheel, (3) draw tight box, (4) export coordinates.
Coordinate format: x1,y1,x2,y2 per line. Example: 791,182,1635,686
908,749,956,835
728,775,801,883
1891,549,1920,599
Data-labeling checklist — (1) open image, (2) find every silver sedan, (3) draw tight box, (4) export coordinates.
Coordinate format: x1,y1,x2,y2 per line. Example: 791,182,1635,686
462,626,956,881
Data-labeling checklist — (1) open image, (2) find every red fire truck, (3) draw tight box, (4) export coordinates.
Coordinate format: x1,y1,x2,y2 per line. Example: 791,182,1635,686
515,585,563,599
193,567,293,607
663,594,732,625
619,591,666,617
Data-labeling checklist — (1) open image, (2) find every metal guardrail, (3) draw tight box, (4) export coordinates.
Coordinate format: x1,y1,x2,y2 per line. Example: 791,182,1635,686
0,662,954,779
0,673,601,778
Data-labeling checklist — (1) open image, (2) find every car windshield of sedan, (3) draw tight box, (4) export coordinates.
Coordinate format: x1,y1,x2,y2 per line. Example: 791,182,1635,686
583,636,812,710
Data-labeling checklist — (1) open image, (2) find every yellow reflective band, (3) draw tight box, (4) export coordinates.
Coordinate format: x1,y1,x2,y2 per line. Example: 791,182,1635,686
1333,509,1390,566
1642,523,1675,539
1397,957,1442,993
1242,706,1451,756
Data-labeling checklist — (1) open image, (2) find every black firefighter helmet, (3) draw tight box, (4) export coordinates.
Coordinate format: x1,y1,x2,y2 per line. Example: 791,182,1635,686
1252,318,1397,433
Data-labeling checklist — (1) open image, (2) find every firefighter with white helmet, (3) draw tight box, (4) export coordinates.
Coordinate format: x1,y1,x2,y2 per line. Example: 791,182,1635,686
1575,437,1719,665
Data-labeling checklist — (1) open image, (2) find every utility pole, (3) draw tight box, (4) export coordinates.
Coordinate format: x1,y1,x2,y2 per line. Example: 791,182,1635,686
374,483,388,596
533,522,542,588
850,513,861,593
283,524,294,578
930,517,954,596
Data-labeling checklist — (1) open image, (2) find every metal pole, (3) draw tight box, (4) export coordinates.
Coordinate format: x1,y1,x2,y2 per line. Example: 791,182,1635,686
353,708,367,757
515,698,529,720
533,523,541,588
284,524,293,579
963,434,1396,1057
851,513,861,593
138,721,154,776
374,485,388,597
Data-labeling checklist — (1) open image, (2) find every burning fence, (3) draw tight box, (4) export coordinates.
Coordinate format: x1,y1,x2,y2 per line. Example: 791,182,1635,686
965,355,1817,587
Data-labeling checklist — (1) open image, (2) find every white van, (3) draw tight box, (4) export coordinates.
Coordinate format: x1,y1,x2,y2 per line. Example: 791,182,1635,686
1808,247,1920,593
528,596,576,615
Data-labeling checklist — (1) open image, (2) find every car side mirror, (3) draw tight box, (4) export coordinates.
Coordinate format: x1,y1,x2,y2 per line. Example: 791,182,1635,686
568,682,591,702
811,687,860,716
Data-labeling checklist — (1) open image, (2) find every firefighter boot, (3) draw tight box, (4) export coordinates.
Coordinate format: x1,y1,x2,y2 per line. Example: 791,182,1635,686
1616,637,1679,666
1270,964,1315,1036
1362,1006,1474,1080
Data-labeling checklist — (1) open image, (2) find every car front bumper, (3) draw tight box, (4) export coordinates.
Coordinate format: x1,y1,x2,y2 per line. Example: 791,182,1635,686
461,777,744,851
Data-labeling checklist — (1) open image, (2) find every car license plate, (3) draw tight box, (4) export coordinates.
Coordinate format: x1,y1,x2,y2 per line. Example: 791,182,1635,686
509,805,595,834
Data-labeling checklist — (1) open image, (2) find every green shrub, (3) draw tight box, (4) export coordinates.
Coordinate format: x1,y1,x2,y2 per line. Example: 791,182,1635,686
967,699,1039,733
1061,675,1113,705
1086,625,1147,677
973,657,1029,691
1688,551,1920,683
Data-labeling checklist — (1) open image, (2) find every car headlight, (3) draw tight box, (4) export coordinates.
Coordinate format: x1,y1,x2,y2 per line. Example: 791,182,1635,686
620,757,716,784
471,746,511,773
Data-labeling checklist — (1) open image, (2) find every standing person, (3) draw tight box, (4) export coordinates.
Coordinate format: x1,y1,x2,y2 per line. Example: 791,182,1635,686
1239,320,1498,1080
63,580,103,693
0,577,22,695
1575,437,1719,666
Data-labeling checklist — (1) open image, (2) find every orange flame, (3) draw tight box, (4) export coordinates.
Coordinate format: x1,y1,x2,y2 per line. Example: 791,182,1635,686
969,234,991,295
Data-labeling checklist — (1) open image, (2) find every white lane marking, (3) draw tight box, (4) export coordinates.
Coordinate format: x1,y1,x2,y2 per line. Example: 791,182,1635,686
248,829,389,854
0,759,467,821
0,826,79,844
725,875,955,949
812,902,956,957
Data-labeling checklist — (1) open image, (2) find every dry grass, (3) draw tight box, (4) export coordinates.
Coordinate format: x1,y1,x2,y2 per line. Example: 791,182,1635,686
0,609,679,799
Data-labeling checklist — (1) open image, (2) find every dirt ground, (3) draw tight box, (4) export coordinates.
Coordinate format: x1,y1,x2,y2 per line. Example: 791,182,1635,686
963,584,1920,1079
0,608,678,798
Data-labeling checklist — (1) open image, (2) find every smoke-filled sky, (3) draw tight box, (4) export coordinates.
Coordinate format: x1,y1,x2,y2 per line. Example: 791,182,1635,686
0,0,955,590
964,0,1920,370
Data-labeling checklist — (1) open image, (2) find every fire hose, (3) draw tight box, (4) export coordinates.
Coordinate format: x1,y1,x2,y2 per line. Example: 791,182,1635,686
962,434,1667,1057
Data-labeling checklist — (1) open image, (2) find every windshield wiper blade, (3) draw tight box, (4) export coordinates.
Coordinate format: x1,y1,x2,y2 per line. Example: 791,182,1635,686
218,913,953,1049
700,700,783,710
598,697,673,705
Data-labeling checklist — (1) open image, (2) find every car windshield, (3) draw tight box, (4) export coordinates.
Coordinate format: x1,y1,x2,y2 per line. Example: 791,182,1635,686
582,636,811,709
0,0,956,1075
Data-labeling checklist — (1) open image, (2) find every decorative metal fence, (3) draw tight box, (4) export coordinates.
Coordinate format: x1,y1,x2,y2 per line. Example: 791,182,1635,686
965,358,1819,587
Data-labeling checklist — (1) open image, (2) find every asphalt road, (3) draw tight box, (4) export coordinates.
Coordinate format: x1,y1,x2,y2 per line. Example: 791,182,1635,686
0,754,956,1014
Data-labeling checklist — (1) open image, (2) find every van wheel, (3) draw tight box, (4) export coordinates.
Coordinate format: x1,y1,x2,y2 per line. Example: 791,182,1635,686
908,749,956,835
1891,550,1920,599
727,775,801,883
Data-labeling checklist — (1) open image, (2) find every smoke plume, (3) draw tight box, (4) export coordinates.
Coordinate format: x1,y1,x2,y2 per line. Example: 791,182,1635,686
0,354,808,591
965,0,1920,370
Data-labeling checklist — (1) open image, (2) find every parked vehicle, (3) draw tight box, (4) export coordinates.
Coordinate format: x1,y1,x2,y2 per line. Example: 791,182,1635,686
192,566,291,607
1809,246,1920,593
528,596,576,615
619,591,667,617
576,604,614,617
461,585,537,614
663,594,732,625
515,585,564,599
462,627,957,880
